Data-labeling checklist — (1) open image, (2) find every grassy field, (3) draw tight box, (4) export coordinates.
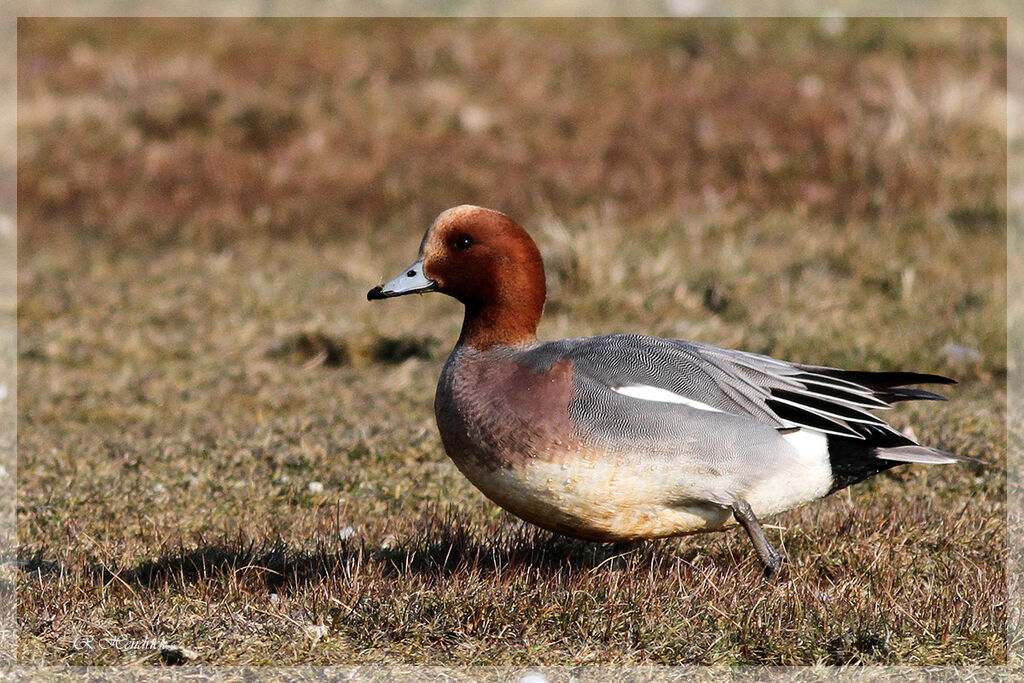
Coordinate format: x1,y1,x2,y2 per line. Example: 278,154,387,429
16,18,1007,666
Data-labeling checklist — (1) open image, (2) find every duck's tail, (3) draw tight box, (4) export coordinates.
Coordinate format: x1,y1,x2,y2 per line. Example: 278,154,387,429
875,444,981,465
809,368,982,493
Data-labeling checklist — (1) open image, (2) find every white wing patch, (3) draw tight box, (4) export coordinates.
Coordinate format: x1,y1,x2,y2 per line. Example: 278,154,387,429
611,385,723,413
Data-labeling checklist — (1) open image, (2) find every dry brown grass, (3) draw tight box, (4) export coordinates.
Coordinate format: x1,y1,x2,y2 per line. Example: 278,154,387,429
16,17,1006,666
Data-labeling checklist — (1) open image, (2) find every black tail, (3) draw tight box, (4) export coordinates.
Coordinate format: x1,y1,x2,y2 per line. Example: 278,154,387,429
826,430,910,493
811,369,971,493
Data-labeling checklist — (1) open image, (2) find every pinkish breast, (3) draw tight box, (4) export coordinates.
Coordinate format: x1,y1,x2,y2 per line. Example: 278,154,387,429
434,346,580,473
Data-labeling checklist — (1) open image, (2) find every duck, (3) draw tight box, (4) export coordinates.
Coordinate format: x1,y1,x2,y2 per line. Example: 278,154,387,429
367,205,977,579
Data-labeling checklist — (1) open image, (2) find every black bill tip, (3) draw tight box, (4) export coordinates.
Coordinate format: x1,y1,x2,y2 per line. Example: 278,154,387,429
367,286,386,301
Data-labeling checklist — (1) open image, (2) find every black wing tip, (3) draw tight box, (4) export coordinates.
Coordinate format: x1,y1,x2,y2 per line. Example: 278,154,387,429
865,371,957,387
809,367,956,385
909,373,957,386
879,387,950,403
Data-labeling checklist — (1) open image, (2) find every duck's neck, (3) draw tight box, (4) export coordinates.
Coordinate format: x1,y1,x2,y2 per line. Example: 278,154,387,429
457,299,542,350
456,264,545,350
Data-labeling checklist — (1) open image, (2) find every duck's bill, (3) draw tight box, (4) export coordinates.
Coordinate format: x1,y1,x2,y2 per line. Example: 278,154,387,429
367,259,437,300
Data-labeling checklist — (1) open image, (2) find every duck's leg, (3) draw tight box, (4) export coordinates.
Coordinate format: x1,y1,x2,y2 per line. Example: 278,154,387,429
731,499,787,581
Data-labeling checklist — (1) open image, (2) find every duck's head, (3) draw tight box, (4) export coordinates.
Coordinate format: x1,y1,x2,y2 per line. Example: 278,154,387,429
368,205,546,349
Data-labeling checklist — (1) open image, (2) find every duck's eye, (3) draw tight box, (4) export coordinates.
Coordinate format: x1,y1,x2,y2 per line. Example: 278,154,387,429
453,235,474,251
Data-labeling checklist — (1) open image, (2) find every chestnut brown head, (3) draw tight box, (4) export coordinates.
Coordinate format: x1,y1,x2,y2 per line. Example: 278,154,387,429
368,205,546,348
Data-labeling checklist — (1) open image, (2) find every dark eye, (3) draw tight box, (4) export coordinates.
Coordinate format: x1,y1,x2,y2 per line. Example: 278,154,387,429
453,234,474,251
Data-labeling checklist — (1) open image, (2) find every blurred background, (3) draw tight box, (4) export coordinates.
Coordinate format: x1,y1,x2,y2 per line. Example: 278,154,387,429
17,17,1006,249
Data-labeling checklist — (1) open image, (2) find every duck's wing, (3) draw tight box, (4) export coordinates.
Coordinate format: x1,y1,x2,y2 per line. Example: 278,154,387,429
531,333,954,443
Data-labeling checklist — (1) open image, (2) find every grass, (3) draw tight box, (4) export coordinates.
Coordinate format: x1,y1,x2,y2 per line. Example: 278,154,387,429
16,17,1007,666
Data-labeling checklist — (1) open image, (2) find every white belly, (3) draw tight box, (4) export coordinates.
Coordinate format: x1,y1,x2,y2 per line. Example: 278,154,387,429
447,428,834,542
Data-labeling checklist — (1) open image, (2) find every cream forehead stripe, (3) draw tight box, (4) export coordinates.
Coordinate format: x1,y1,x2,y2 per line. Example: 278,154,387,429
422,206,488,257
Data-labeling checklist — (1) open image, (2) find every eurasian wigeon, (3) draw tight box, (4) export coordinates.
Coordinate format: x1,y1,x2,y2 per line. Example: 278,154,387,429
368,205,977,579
